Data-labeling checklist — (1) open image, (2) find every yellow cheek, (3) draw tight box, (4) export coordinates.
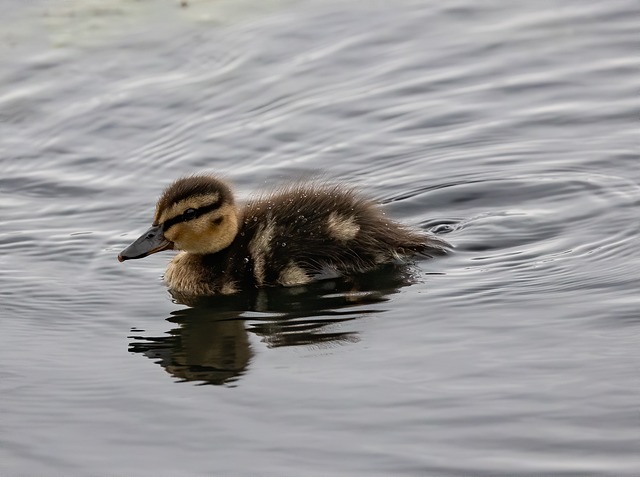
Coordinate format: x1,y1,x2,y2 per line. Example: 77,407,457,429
163,210,237,254
178,232,198,251
167,220,214,253
164,226,181,244
183,228,205,249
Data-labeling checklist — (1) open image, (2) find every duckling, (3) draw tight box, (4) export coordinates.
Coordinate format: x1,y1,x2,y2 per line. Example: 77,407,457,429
118,175,449,296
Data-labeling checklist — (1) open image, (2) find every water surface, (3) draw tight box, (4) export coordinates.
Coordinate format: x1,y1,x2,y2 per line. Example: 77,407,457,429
1,0,639,475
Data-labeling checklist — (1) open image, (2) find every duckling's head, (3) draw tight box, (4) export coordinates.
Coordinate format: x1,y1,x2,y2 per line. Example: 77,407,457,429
118,175,239,262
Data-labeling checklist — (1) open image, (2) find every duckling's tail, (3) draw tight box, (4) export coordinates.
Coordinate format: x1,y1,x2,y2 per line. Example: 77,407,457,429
402,232,452,259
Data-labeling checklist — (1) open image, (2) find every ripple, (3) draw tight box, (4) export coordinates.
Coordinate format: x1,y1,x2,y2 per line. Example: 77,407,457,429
408,170,640,310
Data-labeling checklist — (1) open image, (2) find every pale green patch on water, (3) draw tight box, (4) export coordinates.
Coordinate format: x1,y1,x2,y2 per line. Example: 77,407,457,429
1,0,299,51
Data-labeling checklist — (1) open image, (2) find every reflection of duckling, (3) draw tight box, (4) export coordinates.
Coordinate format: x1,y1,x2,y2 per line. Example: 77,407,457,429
129,310,252,386
128,264,416,385
118,175,449,296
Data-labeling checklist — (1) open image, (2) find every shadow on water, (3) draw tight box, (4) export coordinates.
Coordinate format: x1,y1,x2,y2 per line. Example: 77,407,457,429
128,264,422,385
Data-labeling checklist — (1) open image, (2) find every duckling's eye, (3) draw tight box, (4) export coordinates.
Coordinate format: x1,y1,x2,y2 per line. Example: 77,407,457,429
213,217,223,225
183,208,197,221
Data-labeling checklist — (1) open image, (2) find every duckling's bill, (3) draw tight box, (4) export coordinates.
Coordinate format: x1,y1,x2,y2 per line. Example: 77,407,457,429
117,224,173,262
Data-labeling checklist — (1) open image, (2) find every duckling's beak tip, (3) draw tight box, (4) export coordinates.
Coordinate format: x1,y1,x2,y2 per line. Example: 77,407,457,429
117,254,126,262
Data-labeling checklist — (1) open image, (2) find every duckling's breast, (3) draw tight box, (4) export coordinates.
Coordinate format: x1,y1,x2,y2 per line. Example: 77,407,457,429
165,251,235,295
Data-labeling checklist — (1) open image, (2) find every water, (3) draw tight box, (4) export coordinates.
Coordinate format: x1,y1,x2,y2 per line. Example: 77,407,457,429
1,0,638,475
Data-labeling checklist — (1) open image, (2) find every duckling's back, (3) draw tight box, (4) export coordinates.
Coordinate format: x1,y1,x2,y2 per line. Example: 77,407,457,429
221,184,449,290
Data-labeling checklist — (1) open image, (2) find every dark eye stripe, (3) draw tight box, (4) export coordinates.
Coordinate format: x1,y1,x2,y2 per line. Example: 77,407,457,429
162,199,222,232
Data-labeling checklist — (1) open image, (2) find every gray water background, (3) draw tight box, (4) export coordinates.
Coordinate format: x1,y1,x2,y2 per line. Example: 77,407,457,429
1,0,639,475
